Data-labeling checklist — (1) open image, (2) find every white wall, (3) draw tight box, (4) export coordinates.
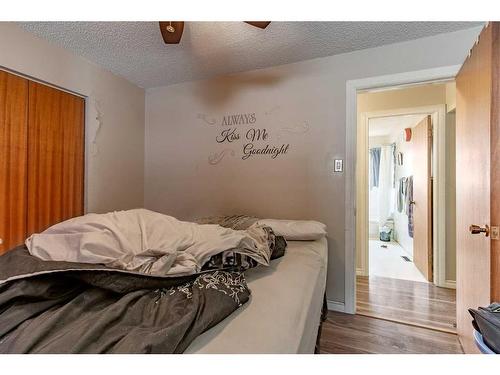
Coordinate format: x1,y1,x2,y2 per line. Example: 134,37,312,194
0,23,145,213
145,27,481,305
446,111,457,282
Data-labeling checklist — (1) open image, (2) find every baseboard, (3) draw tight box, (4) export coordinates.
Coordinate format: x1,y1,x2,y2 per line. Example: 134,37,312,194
444,280,456,289
327,300,346,313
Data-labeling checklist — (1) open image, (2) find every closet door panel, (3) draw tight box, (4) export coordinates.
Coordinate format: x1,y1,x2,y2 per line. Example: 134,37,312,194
27,82,84,235
60,90,85,220
0,71,28,254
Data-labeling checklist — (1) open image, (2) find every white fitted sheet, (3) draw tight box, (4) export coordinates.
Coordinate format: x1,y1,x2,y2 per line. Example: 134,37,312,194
185,238,328,354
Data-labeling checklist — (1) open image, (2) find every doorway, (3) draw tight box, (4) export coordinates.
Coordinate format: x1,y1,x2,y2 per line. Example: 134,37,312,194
355,82,457,333
367,113,429,283
344,25,498,352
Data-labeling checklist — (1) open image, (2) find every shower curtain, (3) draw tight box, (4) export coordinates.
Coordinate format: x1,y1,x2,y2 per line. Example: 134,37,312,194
369,148,381,189
369,144,396,232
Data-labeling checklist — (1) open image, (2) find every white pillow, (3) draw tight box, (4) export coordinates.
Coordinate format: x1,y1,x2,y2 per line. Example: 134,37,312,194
256,219,327,241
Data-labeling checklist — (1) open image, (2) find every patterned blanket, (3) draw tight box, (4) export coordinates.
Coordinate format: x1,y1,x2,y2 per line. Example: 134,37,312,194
0,247,249,353
196,215,287,271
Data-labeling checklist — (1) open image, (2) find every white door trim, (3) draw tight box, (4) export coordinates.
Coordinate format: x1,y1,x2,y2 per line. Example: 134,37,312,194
357,105,448,288
345,65,461,314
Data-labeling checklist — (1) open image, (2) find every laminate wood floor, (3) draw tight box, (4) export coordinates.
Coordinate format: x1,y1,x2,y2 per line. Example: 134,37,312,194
319,311,463,354
356,275,457,333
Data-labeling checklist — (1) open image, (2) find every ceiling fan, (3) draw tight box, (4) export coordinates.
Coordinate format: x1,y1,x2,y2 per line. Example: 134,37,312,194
159,21,271,44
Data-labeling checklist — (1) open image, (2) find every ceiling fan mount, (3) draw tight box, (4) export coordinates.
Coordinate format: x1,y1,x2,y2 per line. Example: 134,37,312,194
159,21,271,45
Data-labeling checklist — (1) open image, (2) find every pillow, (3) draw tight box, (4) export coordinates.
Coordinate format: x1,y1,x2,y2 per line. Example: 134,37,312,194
256,219,327,241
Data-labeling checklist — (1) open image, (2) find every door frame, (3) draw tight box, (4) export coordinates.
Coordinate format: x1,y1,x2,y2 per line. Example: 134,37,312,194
357,105,448,288
344,65,461,314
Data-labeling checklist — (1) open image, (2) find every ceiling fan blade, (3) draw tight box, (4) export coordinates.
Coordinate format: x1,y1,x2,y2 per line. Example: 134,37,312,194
245,21,271,29
159,21,185,44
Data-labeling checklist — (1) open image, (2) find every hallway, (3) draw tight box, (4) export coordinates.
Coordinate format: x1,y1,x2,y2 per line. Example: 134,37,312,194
356,275,457,333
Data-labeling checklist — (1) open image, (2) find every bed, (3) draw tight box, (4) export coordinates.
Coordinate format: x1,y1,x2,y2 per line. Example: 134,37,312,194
186,238,328,354
0,210,328,354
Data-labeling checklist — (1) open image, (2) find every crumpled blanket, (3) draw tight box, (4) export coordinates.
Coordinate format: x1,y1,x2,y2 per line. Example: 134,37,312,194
0,247,250,353
26,209,272,276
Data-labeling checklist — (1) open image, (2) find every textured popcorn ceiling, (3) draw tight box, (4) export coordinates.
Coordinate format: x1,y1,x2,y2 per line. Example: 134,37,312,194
18,22,482,89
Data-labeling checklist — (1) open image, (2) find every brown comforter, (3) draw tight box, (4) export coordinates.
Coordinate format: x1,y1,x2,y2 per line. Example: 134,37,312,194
0,246,250,353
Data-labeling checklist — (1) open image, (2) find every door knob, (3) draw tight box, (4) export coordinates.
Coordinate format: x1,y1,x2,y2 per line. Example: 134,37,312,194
469,224,490,237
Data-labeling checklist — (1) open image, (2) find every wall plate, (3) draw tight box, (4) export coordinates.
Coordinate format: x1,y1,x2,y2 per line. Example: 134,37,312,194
334,159,343,173
491,226,500,240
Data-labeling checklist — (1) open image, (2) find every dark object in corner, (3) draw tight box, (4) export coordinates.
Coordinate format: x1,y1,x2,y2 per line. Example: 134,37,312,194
271,236,287,260
315,293,328,354
469,303,500,353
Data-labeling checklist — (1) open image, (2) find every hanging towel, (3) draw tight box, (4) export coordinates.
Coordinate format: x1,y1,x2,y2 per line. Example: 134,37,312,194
397,177,406,213
406,176,414,238
369,148,381,189
404,176,412,216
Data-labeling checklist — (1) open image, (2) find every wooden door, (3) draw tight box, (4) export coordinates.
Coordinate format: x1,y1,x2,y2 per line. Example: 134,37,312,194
412,115,433,281
0,71,28,254
455,23,496,353
27,82,84,236
491,23,500,308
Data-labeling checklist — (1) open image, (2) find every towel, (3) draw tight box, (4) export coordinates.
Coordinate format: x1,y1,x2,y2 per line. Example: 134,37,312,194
369,148,381,189
397,177,406,213
406,176,414,238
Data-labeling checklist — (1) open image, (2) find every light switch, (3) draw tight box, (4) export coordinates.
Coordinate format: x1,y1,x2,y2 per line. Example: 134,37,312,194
334,159,344,173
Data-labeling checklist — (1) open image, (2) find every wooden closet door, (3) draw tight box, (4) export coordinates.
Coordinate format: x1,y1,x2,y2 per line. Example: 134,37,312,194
0,71,28,254
27,82,84,235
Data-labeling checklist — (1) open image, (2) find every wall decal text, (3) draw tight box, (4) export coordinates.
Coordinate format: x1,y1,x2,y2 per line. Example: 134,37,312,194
200,111,304,164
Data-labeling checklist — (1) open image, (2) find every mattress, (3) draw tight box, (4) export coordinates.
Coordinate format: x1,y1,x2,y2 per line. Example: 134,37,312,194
185,237,328,354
